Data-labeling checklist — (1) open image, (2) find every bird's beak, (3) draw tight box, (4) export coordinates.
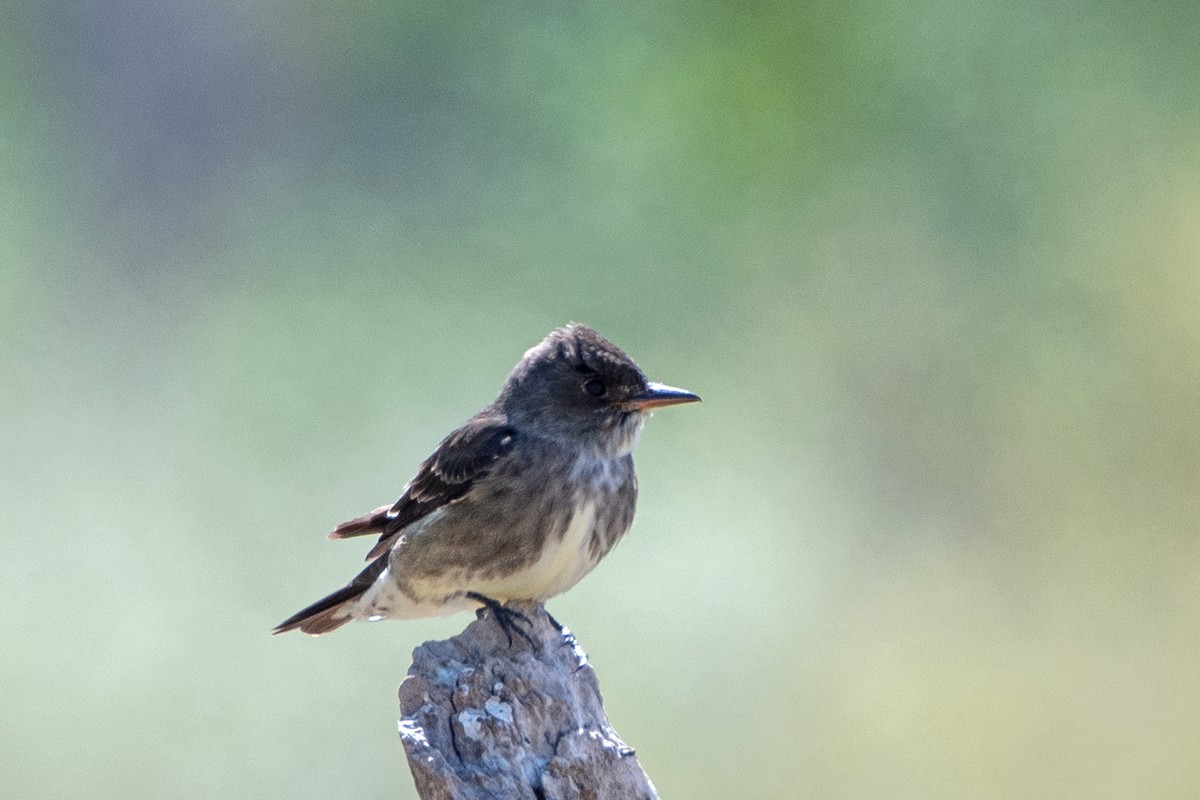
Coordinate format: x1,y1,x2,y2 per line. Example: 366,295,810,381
621,382,701,411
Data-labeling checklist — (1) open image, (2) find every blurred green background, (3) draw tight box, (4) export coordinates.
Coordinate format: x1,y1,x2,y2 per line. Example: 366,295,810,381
3,1,1199,798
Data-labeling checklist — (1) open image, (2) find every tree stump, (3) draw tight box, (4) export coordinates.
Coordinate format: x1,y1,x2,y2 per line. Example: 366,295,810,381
398,601,659,800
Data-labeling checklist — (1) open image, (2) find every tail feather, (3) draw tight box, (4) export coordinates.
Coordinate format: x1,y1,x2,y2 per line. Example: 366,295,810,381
272,555,388,636
272,585,360,636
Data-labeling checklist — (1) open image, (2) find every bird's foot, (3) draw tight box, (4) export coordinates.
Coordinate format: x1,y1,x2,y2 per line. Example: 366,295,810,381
543,607,588,669
544,608,566,634
467,592,536,649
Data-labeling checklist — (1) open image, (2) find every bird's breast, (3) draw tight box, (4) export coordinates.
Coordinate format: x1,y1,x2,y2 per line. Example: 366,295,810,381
367,450,636,612
514,499,600,600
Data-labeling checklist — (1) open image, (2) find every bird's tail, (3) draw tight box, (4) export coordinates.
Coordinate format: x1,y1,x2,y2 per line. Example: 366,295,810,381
272,556,388,636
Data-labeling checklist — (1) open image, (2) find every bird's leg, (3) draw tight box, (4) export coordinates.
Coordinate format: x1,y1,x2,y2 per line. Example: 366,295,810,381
466,592,536,649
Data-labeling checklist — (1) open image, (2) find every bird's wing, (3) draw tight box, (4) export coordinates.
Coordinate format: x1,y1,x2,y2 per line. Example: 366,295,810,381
328,413,519,561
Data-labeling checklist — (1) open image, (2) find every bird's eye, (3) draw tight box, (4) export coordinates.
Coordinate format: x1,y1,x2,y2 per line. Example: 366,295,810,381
583,379,607,398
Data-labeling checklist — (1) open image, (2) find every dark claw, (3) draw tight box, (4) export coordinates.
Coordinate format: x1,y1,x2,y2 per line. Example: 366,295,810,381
543,608,587,668
467,592,536,649
544,608,565,633
544,608,576,645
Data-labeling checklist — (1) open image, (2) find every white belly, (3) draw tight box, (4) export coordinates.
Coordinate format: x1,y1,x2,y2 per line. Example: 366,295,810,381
351,502,600,621
474,500,599,602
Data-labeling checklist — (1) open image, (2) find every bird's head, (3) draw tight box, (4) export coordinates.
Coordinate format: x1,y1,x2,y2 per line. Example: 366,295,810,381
499,323,700,456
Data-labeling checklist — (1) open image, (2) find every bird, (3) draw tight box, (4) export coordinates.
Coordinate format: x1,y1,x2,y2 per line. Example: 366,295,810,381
273,323,699,639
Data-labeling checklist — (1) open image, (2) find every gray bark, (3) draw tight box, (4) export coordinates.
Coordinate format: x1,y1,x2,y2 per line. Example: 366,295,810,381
398,601,660,800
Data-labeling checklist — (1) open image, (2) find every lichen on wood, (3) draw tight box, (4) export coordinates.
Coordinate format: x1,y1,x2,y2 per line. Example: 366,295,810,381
398,601,659,800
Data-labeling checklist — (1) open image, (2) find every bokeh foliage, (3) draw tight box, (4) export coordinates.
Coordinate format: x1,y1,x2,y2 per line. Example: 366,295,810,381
2,1,1198,798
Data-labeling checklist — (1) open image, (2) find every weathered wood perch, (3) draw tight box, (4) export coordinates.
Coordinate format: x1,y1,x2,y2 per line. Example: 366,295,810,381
398,601,660,800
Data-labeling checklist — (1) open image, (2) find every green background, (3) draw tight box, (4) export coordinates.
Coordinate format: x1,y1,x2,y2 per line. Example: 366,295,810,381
3,2,1198,798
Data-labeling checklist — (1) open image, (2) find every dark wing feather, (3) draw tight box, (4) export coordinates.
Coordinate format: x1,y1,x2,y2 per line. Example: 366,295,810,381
328,505,392,539
329,413,518,561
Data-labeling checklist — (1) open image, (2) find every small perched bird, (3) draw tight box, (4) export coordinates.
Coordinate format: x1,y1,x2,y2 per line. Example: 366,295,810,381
274,323,699,637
